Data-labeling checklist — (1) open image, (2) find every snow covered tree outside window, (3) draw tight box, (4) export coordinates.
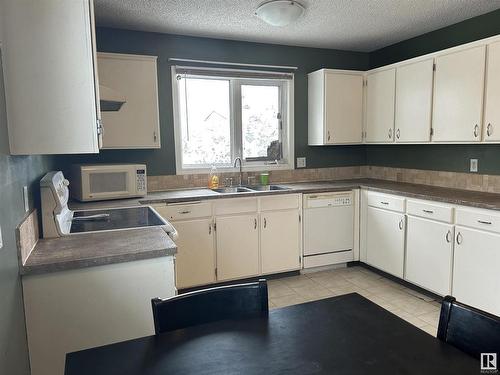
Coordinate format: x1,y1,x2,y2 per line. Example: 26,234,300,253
178,78,231,165
174,68,292,172
242,85,281,161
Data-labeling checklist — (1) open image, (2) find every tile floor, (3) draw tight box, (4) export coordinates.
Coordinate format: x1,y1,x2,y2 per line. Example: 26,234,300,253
268,266,441,337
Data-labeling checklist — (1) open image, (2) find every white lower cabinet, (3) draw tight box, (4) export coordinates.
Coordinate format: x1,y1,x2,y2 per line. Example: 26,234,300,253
405,216,454,295
261,209,301,274
23,257,176,375
366,206,405,277
170,219,215,289
216,214,260,281
453,226,500,316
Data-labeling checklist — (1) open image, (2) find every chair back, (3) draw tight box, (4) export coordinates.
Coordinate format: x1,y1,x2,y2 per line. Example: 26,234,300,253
437,295,500,359
151,279,268,334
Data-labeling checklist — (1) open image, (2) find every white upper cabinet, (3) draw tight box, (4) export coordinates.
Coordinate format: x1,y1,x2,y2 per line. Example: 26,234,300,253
432,46,486,142
2,0,100,155
308,69,363,145
483,41,500,142
365,68,396,143
98,53,161,149
394,59,434,143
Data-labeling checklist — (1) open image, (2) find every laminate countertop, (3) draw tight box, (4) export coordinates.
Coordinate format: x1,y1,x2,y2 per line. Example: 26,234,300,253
69,178,500,211
21,227,177,276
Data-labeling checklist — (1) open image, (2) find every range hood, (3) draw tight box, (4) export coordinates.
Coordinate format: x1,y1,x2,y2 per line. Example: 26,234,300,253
99,85,126,111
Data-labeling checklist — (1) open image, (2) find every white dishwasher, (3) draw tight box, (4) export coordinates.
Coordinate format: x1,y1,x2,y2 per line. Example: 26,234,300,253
303,192,354,268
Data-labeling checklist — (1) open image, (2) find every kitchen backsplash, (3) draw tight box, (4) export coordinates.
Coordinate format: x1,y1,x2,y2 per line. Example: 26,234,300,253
148,166,500,194
147,166,366,191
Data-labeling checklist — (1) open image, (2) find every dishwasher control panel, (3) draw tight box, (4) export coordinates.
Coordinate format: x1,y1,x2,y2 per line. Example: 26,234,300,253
304,192,353,208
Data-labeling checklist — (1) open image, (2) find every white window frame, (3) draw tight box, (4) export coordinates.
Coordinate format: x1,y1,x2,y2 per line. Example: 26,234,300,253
171,66,294,175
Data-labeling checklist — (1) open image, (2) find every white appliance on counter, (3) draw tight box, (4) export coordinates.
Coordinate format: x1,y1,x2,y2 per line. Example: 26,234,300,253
40,171,177,240
303,192,354,268
70,164,147,202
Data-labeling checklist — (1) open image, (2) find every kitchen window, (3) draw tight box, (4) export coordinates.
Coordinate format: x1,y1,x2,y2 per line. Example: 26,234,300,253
172,66,294,174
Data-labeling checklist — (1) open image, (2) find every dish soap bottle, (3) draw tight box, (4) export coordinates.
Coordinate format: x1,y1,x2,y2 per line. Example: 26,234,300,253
208,165,219,189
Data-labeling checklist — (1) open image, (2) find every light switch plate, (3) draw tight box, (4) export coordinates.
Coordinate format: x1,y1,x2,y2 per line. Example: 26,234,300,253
296,157,306,168
470,159,478,173
23,186,29,212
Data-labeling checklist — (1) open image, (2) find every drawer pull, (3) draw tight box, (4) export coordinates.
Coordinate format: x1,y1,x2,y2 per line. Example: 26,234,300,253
398,218,404,230
380,201,389,205
456,232,463,245
445,230,451,243
478,220,492,225
264,218,267,229
178,210,191,214
422,209,434,214
209,224,212,235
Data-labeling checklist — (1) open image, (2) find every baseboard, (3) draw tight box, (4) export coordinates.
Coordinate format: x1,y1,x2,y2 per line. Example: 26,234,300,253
358,263,443,302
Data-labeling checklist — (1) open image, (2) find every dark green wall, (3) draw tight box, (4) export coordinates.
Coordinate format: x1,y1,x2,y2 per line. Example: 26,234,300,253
370,9,500,68
59,28,369,176
367,9,500,174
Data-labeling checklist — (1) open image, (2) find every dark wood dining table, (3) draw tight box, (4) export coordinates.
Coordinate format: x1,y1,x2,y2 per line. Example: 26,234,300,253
65,293,479,374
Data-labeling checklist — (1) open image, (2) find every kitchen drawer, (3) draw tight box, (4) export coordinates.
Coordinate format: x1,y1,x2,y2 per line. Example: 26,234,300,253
214,197,258,216
455,207,500,233
154,201,212,221
260,194,300,211
407,199,454,223
367,191,405,212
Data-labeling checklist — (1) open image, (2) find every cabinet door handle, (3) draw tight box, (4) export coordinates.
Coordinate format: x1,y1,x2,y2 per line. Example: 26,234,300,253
456,232,463,245
254,218,257,229
388,128,392,139
422,209,434,214
396,128,400,139
487,123,493,137
445,230,451,243
327,131,331,141
478,220,492,225
178,210,191,214
209,224,212,235
473,124,479,138
263,218,267,228
153,131,158,142
398,218,404,230
380,201,389,205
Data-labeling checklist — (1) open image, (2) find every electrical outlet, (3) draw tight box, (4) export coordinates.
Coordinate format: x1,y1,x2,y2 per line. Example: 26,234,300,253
0,225,3,250
296,157,306,168
23,186,29,212
470,159,478,173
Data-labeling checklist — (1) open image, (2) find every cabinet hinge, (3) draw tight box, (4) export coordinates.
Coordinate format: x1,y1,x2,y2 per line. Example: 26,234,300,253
430,128,434,136
213,222,217,231
433,63,436,71
299,214,301,222
215,268,218,278
96,119,103,135
299,256,302,263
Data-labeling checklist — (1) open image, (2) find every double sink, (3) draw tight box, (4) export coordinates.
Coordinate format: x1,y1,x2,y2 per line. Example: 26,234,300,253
212,185,290,194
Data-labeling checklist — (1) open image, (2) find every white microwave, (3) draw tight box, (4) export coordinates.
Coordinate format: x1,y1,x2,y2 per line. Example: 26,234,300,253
70,164,147,202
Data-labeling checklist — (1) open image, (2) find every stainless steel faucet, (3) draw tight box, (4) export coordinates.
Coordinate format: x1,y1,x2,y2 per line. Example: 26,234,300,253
233,157,242,186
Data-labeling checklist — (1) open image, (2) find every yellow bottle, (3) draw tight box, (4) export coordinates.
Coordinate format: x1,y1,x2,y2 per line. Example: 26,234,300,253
208,166,219,189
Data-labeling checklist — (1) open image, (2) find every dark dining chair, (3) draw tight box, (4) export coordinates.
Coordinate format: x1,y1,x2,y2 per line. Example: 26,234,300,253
437,295,500,359
151,279,269,334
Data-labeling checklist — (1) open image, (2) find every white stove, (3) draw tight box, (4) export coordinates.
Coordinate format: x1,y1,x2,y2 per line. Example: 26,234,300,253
40,171,177,240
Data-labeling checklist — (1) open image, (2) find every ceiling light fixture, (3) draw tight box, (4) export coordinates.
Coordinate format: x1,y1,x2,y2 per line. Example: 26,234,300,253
255,0,305,27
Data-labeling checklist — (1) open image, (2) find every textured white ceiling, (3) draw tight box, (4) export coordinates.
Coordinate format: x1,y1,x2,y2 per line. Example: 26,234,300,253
94,0,500,52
